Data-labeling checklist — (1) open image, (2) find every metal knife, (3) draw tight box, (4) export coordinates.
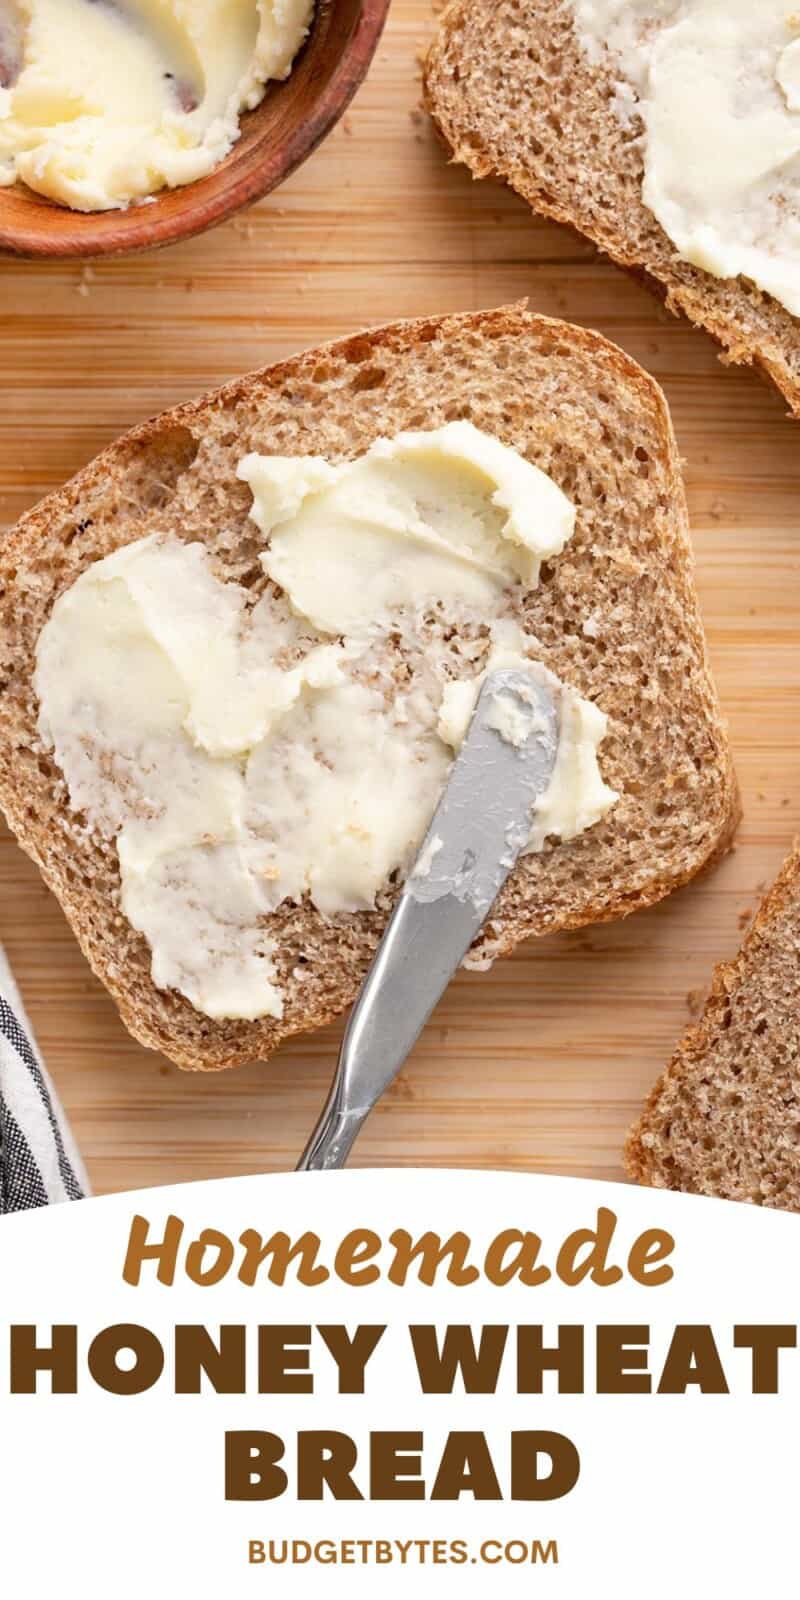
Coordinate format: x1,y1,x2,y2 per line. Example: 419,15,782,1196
297,667,559,1171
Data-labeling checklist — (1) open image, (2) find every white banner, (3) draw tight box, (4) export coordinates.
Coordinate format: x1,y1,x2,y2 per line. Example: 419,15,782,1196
0,1170,796,1596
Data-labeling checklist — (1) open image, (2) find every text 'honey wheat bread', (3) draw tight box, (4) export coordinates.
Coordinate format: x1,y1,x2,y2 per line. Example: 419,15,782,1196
628,846,800,1209
0,308,738,1070
424,4,800,419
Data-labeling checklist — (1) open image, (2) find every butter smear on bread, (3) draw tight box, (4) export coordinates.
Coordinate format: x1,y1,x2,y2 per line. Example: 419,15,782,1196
34,423,617,1023
0,0,312,211
574,0,800,317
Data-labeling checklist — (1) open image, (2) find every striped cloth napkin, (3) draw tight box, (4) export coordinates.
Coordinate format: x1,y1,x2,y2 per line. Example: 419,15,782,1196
0,947,89,1213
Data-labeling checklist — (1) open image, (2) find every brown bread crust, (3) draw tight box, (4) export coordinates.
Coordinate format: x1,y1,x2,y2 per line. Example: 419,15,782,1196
628,846,800,1209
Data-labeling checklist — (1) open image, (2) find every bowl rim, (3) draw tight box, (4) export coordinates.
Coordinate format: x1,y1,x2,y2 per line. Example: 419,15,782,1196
0,0,393,260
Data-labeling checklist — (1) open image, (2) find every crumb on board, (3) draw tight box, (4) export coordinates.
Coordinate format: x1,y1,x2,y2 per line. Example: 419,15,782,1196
686,989,704,1019
76,264,96,297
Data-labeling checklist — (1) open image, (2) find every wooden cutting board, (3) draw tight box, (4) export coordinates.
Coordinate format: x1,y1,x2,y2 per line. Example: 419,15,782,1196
1,1,798,1197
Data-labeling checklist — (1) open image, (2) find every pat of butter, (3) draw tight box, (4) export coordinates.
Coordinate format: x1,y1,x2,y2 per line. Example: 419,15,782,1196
0,0,313,211
574,0,800,318
437,622,617,852
35,426,617,1023
240,421,577,635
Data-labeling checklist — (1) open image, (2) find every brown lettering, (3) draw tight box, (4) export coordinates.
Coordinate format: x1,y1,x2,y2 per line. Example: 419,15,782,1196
483,1230,551,1287
387,1231,479,1288
410,1324,508,1393
225,1432,287,1501
174,1325,245,1393
318,1325,385,1392
370,1432,425,1499
258,1326,313,1393
556,1208,623,1287
596,1325,651,1394
88,1324,164,1395
733,1325,797,1394
517,1326,584,1393
431,1432,502,1500
511,1432,581,1501
184,1228,235,1287
334,1230,382,1287
122,1214,183,1287
238,1230,328,1288
297,1432,363,1501
658,1326,729,1394
10,1325,77,1394
627,1229,675,1287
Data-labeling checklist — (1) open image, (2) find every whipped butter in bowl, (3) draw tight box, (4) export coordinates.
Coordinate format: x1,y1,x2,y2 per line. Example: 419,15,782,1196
574,0,800,316
0,0,313,210
34,423,618,1025
0,0,390,253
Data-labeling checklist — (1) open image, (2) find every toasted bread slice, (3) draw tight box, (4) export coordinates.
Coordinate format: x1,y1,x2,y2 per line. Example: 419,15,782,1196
628,846,800,1209
424,3,800,419
0,307,738,1069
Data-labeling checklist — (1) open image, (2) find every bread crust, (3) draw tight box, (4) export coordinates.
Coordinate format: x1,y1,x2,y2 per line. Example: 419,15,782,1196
627,845,800,1207
424,0,800,420
0,306,739,1069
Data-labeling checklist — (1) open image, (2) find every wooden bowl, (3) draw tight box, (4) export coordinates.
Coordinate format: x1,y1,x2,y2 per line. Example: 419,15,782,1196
0,0,391,259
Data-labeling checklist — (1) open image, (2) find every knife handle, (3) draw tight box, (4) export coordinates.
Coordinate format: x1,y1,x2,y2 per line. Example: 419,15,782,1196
296,888,485,1170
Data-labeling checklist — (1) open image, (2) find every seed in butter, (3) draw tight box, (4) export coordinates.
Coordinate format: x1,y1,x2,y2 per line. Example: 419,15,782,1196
574,0,800,318
0,0,313,211
34,424,618,1023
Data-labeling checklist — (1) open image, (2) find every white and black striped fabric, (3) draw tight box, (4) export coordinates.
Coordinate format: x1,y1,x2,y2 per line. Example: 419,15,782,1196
0,948,89,1213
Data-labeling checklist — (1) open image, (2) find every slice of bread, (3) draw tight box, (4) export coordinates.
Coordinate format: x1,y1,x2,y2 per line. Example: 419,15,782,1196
0,306,739,1070
424,3,800,419
628,846,800,1209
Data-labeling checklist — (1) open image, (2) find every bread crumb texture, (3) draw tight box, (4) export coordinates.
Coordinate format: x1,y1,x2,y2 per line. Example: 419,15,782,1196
629,845,800,1209
0,308,738,1068
425,1,800,416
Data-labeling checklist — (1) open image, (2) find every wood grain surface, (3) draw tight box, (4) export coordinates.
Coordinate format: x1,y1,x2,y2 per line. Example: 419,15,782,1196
1,0,799,1197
